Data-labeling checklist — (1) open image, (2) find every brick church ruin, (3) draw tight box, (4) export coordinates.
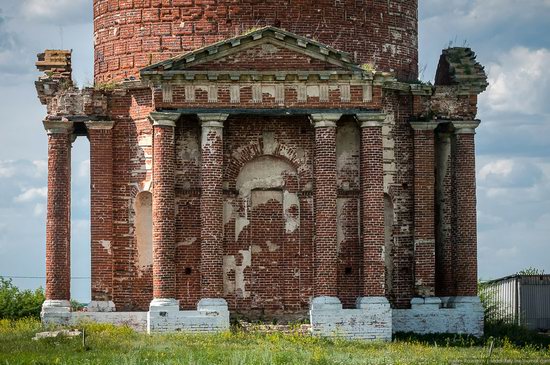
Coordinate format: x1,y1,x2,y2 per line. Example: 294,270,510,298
36,0,488,338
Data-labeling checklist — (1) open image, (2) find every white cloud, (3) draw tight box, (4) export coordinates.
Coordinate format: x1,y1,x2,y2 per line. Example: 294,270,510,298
33,203,45,216
20,0,91,25
485,47,550,115
478,159,513,181
14,186,47,203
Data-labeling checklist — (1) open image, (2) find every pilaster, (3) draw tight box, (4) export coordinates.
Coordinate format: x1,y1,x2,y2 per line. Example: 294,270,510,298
85,121,115,303
149,112,179,301
43,119,73,304
310,113,341,297
411,120,438,297
356,113,386,297
198,113,229,298
452,120,480,297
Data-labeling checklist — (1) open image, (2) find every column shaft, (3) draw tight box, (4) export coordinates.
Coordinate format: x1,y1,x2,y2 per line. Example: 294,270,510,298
199,114,227,298
312,115,340,297
87,122,114,301
358,115,386,297
453,121,480,296
44,120,73,301
412,122,437,297
152,121,176,299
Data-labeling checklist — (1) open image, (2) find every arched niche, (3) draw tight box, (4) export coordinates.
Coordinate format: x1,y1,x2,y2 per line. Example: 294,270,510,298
134,191,153,270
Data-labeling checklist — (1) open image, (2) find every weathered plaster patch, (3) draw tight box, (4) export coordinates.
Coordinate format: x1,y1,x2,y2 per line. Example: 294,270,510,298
223,248,252,298
235,216,250,242
262,131,278,155
99,240,111,254
336,122,360,189
283,191,300,234
336,198,350,253
177,237,197,247
251,190,283,209
266,240,280,252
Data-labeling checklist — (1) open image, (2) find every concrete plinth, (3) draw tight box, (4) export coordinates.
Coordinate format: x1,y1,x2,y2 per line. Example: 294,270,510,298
309,296,392,341
147,298,230,334
392,296,484,337
41,300,71,326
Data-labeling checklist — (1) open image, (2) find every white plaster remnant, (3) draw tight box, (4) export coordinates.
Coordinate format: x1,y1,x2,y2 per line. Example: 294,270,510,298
252,84,262,103
134,192,153,269
99,240,112,254
336,198,349,253
266,240,280,252
230,84,240,103
283,191,300,234
201,126,222,154
177,131,200,165
162,83,173,103
235,217,250,242
336,122,360,189
262,131,278,155
223,248,252,298
363,84,373,103
319,84,329,101
306,85,319,98
251,190,283,209
177,237,197,247
185,85,195,102
208,84,218,103
236,157,295,198
261,85,276,98
297,84,307,102
382,112,396,194
223,201,234,225
275,84,285,103
339,84,351,102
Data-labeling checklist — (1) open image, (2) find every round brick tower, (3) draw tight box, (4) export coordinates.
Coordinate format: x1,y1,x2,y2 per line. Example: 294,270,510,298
93,0,418,83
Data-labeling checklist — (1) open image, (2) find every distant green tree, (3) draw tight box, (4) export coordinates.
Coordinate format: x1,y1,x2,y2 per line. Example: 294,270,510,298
517,267,545,275
0,277,45,320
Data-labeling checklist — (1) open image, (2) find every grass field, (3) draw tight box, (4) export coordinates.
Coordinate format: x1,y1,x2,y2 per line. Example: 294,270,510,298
0,319,549,365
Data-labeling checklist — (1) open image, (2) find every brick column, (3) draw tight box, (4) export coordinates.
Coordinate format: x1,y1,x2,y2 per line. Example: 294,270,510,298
149,112,179,307
310,113,341,298
42,119,73,316
411,121,438,297
86,121,115,311
357,113,386,297
198,113,229,298
453,120,480,297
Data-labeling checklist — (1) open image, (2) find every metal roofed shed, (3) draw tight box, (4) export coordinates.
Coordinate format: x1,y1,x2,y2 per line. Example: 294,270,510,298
482,275,550,332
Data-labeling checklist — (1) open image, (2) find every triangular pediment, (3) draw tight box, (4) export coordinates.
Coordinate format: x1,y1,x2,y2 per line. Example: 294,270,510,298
141,26,364,75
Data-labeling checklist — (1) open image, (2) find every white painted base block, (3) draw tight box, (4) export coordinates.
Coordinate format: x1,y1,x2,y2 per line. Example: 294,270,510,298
147,298,230,334
87,301,116,312
310,296,392,341
41,300,71,326
72,312,148,331
392,296,484,337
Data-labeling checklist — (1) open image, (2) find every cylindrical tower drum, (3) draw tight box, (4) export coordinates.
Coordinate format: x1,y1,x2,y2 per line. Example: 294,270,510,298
93,0,418,82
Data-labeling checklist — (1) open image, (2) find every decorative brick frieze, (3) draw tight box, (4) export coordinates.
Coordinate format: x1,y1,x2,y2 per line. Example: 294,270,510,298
149,112,180,300
311,113,341,297
43,119,73,302
356,113,386,297
86,121,115,301
452,120,480,297
198,113,229,298
411,120,438,297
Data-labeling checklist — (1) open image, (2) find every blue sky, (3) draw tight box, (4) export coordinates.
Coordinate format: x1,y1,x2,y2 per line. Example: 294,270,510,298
0,0,549,302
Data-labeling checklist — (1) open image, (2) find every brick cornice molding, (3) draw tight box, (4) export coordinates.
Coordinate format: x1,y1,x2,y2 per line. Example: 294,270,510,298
43,119,74,135
85,120,115,130
310,113,342,128
410,120,439,131
356,113,386,128
197,113,229,128
453,120,480,135
149,112,180,127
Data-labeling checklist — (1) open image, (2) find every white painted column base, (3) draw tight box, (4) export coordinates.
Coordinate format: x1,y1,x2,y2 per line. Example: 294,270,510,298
87,301,116,312
392,296,484,337
41,300,71,326
147,298,230,334
309,296,392,341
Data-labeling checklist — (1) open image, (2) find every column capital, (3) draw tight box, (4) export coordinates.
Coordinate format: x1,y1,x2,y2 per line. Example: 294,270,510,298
453,120,480,135
197,113,229,128
355,113,386,128
310,113,342,128
43,119,73,135
149,112,180,127
410,120,440,131
85,120,115,130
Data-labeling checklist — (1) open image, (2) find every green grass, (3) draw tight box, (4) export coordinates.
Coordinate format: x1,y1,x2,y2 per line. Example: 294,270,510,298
0,319,549,365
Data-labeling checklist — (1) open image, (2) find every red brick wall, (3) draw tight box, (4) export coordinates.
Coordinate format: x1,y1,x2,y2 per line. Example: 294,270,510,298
93,0,418,82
